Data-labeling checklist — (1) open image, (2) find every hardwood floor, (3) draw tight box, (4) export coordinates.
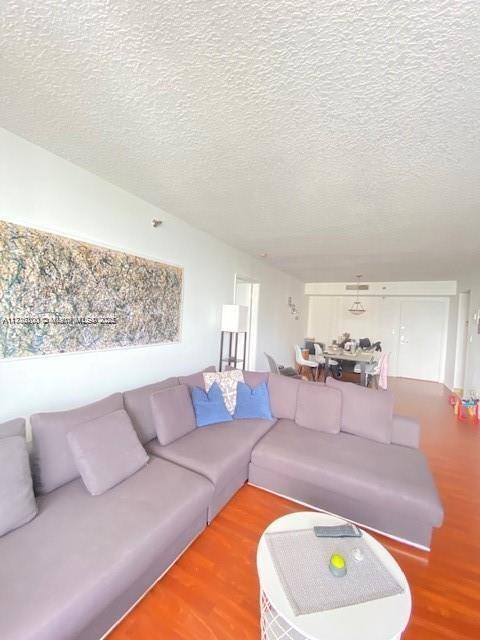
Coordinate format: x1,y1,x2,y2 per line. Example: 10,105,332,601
108,379,480,640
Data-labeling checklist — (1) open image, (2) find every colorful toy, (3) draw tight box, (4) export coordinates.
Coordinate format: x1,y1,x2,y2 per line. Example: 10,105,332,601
449,393,479,424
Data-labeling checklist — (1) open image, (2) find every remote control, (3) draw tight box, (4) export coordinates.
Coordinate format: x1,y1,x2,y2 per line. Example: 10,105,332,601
313,524,362,538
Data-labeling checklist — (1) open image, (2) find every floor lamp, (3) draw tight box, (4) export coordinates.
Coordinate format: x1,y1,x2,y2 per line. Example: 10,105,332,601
219,304,248,371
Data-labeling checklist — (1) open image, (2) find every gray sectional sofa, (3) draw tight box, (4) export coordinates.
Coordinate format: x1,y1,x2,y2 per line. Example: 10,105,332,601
0,368,443,640
250,375,444,550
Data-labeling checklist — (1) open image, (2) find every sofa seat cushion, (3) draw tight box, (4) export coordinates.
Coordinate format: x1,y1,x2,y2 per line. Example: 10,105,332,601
147,419,275,485
0,458,213,640
251,419,443,527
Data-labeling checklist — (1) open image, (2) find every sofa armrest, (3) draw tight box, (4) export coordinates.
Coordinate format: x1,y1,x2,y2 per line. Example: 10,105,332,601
391,414,420,448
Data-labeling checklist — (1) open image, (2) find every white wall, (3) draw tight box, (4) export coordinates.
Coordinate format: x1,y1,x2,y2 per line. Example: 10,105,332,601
307,296,385,347
0,128,307,421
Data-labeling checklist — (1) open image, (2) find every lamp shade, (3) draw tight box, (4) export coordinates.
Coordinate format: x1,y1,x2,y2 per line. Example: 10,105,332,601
221,304,249,333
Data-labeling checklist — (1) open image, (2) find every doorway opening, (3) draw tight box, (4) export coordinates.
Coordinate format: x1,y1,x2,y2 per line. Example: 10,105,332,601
234,275,260,370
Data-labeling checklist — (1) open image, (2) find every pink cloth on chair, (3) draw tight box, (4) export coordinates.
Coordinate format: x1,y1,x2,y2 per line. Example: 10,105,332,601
377,353,389,389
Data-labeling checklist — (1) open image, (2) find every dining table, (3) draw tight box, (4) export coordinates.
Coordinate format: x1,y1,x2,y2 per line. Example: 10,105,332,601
314,349,377,386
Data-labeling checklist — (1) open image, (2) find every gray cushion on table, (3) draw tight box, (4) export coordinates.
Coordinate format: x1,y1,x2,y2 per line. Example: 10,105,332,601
150,384,196,445
0,436,37,537
326,377,394,444
251,419,443,527
67,409,149,496
123,376,179,443
0,418,26,439
146,418,275,519
295,381,342,434
268,374,300,420
31,393,124,494
0,458,213,640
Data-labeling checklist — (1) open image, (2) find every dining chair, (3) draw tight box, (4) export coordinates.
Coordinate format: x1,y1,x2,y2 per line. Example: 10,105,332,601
295,345,319,381
265,352,280,374
354,352,389,389
314,343,340,380
264,352,299,378
313,342,326,364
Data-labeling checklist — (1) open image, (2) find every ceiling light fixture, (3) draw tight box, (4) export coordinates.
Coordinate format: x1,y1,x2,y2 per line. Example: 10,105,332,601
349,275,366,316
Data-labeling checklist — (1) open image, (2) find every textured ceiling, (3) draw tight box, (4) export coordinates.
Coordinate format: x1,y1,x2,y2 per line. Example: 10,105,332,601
1,1,480,282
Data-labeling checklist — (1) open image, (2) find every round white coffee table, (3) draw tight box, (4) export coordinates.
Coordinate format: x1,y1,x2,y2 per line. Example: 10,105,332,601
257,512,411,640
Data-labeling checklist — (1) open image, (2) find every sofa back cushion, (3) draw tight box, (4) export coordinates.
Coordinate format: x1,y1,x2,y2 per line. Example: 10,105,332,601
178,366,216,389
295,381,342,433
268,374,300,420
243,371,269,387
31,393,124,494
0,418,26,439
124,376,179,443
150,384,197,445
0,434,37,537
67,409,149,496
326,378,393,443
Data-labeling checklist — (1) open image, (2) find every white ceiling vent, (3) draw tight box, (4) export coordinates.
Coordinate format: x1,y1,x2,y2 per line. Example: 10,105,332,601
345,284,369,291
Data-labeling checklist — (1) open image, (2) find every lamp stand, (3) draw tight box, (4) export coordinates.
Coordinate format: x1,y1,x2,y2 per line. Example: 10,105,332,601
219,331,247,371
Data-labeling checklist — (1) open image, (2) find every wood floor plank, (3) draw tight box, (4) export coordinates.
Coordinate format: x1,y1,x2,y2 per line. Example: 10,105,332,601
108,379,480,639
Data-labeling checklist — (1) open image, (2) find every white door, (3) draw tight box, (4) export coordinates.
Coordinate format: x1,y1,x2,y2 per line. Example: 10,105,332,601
397,299,448,382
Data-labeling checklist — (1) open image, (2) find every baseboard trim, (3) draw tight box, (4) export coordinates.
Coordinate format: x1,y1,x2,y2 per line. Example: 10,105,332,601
248,482,431,552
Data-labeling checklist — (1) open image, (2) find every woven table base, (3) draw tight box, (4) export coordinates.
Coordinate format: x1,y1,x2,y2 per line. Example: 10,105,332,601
261,591,309,640
260,590,403,640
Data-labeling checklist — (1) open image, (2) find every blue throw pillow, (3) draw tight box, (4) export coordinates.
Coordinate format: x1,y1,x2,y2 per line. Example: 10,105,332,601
233,382,273,420
191,382,233,427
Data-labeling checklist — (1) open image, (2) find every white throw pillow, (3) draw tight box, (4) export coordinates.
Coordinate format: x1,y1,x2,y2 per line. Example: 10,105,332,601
203,370,244,414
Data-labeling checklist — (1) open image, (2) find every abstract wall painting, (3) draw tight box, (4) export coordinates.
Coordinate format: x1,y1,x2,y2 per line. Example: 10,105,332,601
0,220,183,358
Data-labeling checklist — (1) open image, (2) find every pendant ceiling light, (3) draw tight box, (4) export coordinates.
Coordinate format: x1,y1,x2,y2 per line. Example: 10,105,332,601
349,275,366,316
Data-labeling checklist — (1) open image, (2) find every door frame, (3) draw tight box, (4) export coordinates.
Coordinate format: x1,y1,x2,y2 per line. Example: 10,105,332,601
233,274,260,370
453,291,470,394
